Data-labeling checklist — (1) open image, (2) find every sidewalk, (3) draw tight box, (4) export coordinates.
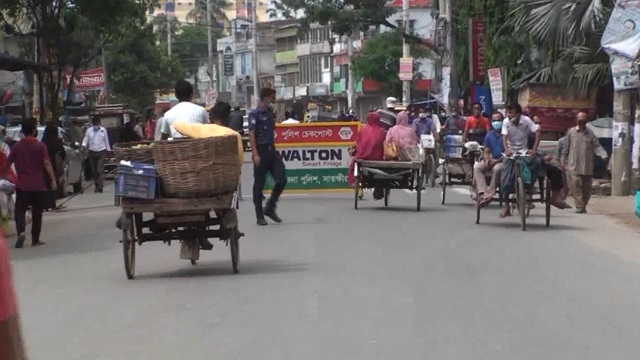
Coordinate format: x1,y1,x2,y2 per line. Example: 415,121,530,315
588,194,639,232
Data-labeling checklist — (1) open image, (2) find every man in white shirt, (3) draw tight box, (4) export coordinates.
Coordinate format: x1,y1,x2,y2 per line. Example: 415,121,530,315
82,117,111,193
160,80,209,139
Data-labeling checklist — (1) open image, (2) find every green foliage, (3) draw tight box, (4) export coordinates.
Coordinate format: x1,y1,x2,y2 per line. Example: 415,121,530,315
186,0,230,29
151,14,181,44
107,25,184,111
272,0,433,49
0,0,153,121
351,31,431,98
173,25,222,98
505,0,615,94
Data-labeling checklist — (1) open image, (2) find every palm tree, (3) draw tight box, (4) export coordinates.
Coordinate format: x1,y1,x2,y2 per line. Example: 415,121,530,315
152,13,181,43
506,0,615,94
186,0,231,29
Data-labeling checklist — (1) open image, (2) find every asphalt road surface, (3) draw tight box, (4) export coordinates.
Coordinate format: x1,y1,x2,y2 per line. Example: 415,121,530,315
8,160,640,360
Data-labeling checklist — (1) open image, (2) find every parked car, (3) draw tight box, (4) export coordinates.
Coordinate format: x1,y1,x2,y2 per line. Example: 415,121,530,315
6,126,86,198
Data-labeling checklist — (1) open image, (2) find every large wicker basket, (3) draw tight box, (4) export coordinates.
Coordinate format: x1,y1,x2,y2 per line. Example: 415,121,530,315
113,141,155,164
153,136,241,198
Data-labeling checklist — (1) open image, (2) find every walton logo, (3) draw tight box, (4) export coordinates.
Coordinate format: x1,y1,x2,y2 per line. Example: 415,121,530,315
338,127,353,140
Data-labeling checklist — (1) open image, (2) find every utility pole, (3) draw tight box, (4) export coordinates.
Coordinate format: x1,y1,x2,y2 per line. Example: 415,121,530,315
402,0,411,105
206,0,214,90
102,45,109,105
439,0,456,108
251,2,260,108
612,91,632,196
347,35,355,111
166,1,173,56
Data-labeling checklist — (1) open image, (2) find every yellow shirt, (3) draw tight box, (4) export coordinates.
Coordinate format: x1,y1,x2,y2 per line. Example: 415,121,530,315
172,122,244,168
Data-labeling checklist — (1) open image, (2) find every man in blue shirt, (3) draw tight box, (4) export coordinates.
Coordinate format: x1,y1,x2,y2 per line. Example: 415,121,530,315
412,107,434,137
249,88,287,226
473,111,505,202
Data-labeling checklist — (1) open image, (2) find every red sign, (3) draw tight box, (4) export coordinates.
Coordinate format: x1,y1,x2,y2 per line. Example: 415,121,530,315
63,67,104,90
468,18,487,82
386,0,431,7
275,123,360,145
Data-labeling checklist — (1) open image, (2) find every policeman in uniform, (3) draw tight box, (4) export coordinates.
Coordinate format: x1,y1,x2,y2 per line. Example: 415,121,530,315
249,88,287,226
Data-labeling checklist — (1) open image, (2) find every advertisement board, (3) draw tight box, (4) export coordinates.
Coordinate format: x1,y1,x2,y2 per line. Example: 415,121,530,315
266,122,359,191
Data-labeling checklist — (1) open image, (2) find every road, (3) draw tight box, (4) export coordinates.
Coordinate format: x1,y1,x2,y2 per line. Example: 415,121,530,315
8,158,640,360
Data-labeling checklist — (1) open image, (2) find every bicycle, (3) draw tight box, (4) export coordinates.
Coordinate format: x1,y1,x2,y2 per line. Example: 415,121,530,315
419,134,437,187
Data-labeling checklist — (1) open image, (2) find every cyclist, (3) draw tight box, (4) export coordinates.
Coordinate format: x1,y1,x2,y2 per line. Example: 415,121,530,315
500,103,570,218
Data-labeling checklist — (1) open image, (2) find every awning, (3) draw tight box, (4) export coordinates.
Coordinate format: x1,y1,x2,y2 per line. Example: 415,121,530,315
0,54,46,72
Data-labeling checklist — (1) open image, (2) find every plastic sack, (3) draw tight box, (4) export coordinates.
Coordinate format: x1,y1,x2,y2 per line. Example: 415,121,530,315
0,180,15,193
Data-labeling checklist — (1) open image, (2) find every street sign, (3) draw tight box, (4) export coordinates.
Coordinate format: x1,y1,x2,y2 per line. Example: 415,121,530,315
399,57,413,81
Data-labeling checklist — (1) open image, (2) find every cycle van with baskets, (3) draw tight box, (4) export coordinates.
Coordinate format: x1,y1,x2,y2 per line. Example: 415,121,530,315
113,136,243,279
440,133,483,205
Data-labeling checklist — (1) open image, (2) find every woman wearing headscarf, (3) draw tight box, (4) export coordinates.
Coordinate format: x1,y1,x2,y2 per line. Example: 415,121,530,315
347,112,386,198
385,111,419,155
121,118,142,143
41,124,66,211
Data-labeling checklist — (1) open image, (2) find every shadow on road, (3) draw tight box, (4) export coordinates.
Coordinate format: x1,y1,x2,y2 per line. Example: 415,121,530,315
134,259,308,280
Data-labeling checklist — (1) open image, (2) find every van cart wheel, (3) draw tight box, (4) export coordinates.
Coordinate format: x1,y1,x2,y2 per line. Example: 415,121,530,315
354,177,360,210
122,213,136,279
229,226,240,273
545,178,552,227
441,167,447,205
516,177,527,231
416,172,423,212
473,179,481,224
428,154,436,187
384,187,390,207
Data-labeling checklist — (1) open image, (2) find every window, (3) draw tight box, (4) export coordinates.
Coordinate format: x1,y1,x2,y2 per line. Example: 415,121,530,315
323,55,330,70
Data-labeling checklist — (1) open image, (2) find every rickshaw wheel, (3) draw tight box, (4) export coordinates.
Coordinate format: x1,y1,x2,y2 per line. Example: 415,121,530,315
122,213,136,280
545,178,552,227
384,187,390,207
426,154,436,187
515,176,527,231
229,226,240,274
440,167,447,205
354,177,360,210
416,171,423,212
473,178,481,224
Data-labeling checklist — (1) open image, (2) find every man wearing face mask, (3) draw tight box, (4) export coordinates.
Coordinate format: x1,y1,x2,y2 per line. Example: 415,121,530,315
82,117,111,193
413,107,434,137
561,112,608,214
249,88,287,226
474,112,505,203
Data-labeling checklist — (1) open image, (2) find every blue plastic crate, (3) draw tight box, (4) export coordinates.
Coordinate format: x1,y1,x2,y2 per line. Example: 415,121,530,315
115,162,158,200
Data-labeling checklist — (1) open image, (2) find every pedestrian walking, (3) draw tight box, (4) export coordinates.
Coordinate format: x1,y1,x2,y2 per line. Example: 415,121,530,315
82,117,111,193
561,112,608,214
249,88,287,226
41,123,66,210
2,119,56,248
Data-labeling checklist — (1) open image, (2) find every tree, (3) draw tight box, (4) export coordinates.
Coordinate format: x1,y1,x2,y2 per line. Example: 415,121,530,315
272,0,434,49
351,31,430,97
0,0,152,122
186,0,230,29
505,0,614,94
107,24,184,110
173,25,222,98
151,13,181,44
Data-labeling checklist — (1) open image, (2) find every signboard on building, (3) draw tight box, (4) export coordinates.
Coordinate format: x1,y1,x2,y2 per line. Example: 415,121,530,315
398,57,413,81
471,85,492,115
63,67,104,90
223,46,234,76
487,68,504,105
468,18,487,82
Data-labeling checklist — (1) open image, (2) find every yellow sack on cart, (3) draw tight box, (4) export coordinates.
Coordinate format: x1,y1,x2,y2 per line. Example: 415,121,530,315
172,122,244,168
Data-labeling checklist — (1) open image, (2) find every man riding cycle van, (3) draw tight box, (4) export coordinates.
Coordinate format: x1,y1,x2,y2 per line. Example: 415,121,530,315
500,103,570,218
474,112,505,204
